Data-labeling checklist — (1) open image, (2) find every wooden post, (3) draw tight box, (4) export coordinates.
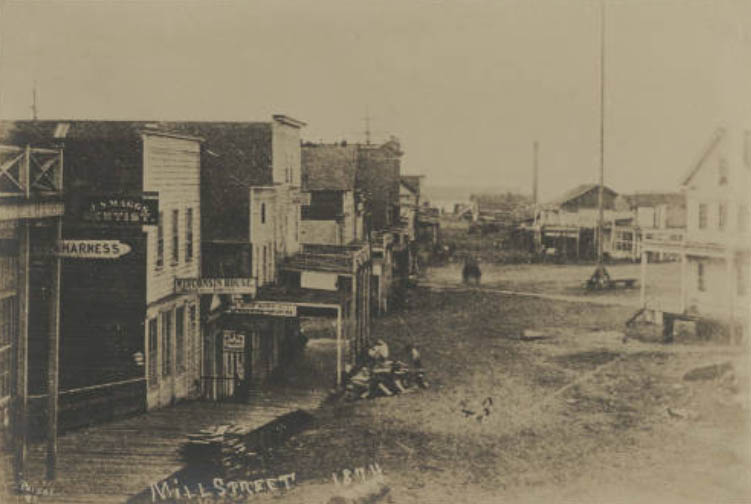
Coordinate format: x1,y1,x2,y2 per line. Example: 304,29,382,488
336,306,342,388
640,250,647,307
23,145,31,198
680,252,687,313
46,217,61,481
15,221,30,481
728,253,736,342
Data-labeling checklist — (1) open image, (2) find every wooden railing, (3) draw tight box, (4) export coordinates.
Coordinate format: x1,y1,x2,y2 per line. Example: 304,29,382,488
0,145,63,198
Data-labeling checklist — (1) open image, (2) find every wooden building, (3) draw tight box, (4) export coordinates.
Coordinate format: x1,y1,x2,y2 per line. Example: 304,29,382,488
0,142,64,480
1,121,204,429
301,143,365,246
175,117,314,400
641,127,751,341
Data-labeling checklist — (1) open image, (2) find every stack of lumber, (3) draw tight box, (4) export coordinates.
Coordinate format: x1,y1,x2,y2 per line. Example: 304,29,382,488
180,424,259,477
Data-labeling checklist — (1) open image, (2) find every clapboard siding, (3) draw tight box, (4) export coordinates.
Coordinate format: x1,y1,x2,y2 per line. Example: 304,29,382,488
142,134,202,305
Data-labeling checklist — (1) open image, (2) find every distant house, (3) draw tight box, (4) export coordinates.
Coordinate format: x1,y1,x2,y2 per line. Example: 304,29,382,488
300,144,364,246
641,127,750,341
399,175,424,242
356,138,403,232
610,193,686,261
532,183,624,259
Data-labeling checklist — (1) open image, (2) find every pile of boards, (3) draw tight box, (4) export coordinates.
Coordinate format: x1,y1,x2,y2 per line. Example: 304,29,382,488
180,424,257,477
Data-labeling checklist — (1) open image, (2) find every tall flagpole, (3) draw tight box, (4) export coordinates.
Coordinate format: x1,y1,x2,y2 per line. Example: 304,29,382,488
596,0,606,266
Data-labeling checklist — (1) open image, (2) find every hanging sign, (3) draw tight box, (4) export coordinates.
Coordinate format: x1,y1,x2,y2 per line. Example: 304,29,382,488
175,277,257,295
231,301,297,317
56,240,132,259
223,331,245,350
81,192,159,225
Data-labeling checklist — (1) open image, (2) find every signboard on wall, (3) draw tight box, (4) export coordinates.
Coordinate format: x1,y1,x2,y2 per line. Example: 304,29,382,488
292,192,312,206
56,240,132,259
231,301,298,317
223,331,245,350
175,277,257,295
81,192,159,225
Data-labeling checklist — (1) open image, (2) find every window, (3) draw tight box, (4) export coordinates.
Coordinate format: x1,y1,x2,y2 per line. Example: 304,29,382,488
261,203,266,224
697,262,706,292
156,212,164,269
698,203,708,230
719,202,728,231
148,318,158,386
739,205,750,233
185,208,193,262
172,210,179,264
161,311,172,378
176,306,185,373
189,304,197,373
719,158,728,185
0,297,16,401
739,261,750,297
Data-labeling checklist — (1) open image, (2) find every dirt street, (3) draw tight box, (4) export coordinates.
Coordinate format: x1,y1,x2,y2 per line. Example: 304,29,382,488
262,264,750,504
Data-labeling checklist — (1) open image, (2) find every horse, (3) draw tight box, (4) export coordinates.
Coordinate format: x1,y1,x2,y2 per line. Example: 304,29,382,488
462,259,482,285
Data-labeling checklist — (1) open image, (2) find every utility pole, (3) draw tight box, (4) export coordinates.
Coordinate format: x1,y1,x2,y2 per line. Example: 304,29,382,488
596,0,606,266
533,140,539,206
364,109,372,145
31,82,38,120
588,0,610,289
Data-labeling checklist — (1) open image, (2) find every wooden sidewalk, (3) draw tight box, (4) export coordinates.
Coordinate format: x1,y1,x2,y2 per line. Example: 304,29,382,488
16,389,326,503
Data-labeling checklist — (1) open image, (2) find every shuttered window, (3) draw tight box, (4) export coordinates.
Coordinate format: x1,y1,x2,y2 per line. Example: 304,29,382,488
161,311,172,378
718,202,728,231
172,210,179,265
185,208,193,262
176,306,185,373
148,318,158,386
698,204,708,230
156,212,164,269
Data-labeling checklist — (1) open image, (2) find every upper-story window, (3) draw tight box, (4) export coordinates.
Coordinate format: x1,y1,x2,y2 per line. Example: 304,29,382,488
185,208,193,262
718,202,728,231
156,212,164,269
718,159,728,185
172,209,179,265
261,203,266,224
697,262,706,292
739,205,750,233
698,203,708,230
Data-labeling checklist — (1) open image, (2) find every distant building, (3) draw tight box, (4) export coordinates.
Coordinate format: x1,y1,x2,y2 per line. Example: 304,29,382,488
642,127,751,341
531,183,625,259
301,144,365,246
610,193,686,261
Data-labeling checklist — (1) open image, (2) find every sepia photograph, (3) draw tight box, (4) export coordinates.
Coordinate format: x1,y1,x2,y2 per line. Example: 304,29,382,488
0,0,749,502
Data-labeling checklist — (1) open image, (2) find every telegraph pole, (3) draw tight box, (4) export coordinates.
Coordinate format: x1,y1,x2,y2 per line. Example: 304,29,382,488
533,140,539,206
31,82,38,120
596,1,606,265
589,0,610,288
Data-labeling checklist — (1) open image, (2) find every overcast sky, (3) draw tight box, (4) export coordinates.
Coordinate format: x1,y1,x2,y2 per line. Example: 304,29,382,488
1,0,749,201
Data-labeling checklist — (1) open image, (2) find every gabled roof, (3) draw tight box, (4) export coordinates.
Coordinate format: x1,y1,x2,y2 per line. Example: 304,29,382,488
400,175,423,195
680,127,726,186
0,120,202,145
544,183,617,208
301,144,358,191
623,192,685,208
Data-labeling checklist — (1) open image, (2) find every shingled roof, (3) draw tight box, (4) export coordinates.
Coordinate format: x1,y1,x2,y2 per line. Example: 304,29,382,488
301,144,358,191
544,183,617,208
